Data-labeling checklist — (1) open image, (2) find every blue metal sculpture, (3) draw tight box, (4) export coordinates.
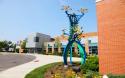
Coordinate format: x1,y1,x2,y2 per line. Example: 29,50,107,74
62,6,87,66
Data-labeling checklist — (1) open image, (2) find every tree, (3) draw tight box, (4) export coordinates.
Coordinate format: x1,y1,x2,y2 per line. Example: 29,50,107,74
55,37,62,53
0,40,13,52
21,40,26,49
0,41,5,51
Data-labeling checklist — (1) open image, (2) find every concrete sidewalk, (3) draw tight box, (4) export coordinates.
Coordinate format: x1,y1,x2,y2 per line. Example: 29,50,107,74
0,54,80,78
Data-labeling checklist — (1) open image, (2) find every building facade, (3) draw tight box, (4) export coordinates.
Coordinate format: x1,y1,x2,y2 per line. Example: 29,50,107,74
96,0,125,75
26,32,51,53
44,32,98,55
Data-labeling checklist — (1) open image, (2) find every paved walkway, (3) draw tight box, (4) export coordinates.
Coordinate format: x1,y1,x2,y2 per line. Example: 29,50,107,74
0,53,36,71
0,54,80,78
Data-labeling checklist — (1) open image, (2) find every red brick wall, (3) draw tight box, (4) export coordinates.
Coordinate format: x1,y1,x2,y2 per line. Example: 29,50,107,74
96,0,125,75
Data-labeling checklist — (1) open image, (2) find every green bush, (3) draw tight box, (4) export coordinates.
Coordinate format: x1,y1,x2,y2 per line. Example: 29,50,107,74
53,51,63,56
80,55,99,73
85,70,100,78
108,74,125,78
16,49,19,53
41,51,47,55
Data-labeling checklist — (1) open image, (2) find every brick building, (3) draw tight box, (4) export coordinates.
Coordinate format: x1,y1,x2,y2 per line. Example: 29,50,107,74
96,0,125,75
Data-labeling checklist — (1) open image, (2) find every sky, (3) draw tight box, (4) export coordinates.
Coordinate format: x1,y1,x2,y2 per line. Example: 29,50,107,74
0,0,97,42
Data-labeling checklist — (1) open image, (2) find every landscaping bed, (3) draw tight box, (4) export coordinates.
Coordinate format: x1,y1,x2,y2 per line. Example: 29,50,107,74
25,56,102,78
44,62,101,78
25,55,125,78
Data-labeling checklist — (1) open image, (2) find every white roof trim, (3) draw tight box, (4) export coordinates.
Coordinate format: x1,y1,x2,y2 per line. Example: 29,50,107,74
96,0,103,3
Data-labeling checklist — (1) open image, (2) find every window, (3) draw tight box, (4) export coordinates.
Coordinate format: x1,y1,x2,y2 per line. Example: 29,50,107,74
54,44,55,47
34,37,39,42
89,46,98,54
88,40,91,43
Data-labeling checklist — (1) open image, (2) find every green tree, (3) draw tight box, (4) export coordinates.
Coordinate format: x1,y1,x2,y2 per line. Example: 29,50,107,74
0,41,5,51
21,40,26,49
55,37,62,53
0,40,13,51
5,41,13,51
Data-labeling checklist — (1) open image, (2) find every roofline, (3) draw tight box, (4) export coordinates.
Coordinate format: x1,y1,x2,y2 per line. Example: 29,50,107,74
82,32,98,37
96,0,103,3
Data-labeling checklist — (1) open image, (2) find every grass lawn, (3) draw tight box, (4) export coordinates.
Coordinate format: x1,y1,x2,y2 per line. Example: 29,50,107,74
25,62,61,78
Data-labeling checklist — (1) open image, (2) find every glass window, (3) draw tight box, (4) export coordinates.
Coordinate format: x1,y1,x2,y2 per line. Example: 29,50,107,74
88,40,91,43
34,37,39,42
89,46,98,54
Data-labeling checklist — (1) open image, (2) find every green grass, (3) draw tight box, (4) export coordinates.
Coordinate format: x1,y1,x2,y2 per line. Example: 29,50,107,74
25,62,61,78
108,74,125,78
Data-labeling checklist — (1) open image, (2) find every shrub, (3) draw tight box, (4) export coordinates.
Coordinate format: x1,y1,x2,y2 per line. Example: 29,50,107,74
41,51,47,55
53,51,63,56
84,70,100,78
16,49,19,53
108,74,125,78
80,56,99,73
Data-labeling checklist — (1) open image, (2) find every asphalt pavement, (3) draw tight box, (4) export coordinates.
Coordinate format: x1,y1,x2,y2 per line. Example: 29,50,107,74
0,53,36,72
